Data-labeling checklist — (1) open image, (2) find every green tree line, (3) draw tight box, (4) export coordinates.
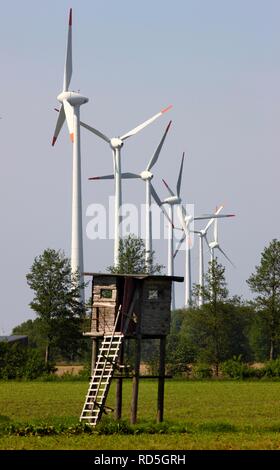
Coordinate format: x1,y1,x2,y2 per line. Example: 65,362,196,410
6,237,280,379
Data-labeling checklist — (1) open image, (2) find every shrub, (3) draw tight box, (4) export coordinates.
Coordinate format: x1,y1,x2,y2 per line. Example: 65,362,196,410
221,356,251,379
221,356,266,379
0,343,53,380
263,359,280,377
192,363,213,379
166,362,191,377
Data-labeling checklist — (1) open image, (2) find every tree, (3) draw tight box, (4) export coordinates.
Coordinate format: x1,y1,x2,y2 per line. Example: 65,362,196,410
107,234,163,274
194,258,229,306
247,239,280,360
12,318,46,358
26,249,86,364
187,260,251,375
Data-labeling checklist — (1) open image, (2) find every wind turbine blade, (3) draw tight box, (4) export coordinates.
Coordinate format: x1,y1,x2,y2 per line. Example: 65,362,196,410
121,172,141,179
63,100,74,141
217,246,235,268
63,8,72,92
203,204,224,232
162,179,175,197
173,232,186,259
89,172,140,180
150,183,174,227
177,205,188,235
146,120,172,171
176,152,185,197
150,183,162,207
120,105,172,141
194,214,233,221
52,106,65,145
214,218,218,243
80,120,111,144
89,174,114,180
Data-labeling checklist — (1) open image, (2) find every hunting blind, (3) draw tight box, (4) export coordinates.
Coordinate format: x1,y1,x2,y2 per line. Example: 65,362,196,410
80,273,183,426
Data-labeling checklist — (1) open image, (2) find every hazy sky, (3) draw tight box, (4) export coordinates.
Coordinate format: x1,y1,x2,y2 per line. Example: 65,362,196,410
1,0,280,334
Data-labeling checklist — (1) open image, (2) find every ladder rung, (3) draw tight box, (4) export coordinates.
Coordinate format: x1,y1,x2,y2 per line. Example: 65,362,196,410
97,355,117,359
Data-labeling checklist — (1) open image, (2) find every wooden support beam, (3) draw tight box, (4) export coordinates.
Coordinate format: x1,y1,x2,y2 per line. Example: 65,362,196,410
130,335,141,425
157,336,166,423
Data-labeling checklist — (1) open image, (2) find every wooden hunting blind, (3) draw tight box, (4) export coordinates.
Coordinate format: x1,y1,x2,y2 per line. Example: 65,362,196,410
80,273,183,426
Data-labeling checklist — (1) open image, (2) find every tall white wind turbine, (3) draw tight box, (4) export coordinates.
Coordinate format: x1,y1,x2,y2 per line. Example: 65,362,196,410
80,106,172,267
88,121,172,270
161,153,185,310
52,9,88,299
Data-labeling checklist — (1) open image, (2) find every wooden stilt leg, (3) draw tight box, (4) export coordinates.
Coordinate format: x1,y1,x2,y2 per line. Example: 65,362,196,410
157,337,166,423
131,336,141,425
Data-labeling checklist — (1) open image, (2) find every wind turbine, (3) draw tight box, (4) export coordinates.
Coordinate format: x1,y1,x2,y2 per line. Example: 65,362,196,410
88,121,172,270
163,165,233,308
209,215,235,267
161,152,185,310
174,205,235,306
80,105,172,266
51,9,88,300
196,207,235,306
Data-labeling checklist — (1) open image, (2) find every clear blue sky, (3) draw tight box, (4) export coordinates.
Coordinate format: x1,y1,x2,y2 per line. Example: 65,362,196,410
1,0,280,333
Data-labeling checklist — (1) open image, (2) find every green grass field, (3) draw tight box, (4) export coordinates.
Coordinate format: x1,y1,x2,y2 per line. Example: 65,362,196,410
1,380,280,449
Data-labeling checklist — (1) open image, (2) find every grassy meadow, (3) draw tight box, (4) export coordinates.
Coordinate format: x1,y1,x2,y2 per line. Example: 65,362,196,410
1,380,280,449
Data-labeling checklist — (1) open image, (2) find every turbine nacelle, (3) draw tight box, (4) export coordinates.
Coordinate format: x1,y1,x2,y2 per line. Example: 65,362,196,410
57,91,89,106
164,196,181,205
110,137,124,150
209,241,219,249
140,170,153,181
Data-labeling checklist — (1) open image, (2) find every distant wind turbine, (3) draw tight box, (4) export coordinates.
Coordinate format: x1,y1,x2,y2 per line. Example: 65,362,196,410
174,205,235,306
209,215,235,267
163,161,233,308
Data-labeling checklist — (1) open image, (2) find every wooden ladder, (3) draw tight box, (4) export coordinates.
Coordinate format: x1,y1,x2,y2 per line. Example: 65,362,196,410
80,333,124,425
80,306,123,426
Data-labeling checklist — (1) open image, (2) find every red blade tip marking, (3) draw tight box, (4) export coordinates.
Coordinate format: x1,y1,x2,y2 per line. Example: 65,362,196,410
161,105,173,114
88,177,100,180
69,8,72,26
70,133,74,143
52,136,57,146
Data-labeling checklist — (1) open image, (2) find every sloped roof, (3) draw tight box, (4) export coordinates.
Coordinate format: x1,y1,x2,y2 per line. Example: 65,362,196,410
84,273,184,282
